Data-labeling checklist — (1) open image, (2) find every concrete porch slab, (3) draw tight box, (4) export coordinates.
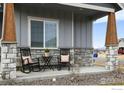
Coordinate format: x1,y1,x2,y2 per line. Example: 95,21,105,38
80,66,111,73
16,66,112,80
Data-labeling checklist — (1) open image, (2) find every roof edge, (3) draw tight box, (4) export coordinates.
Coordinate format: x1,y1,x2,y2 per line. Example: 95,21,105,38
117,3,124,9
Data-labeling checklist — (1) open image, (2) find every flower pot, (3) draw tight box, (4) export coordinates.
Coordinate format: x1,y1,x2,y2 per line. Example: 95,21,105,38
45,52,49,57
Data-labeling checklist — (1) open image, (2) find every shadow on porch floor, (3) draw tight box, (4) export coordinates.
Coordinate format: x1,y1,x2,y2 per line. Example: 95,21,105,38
16,66,111,80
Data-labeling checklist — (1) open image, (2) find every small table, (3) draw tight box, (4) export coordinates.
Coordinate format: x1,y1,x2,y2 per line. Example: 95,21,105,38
42,56,54,71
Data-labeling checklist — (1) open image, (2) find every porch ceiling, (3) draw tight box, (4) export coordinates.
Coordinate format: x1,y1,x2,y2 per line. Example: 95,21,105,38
15,3,108,20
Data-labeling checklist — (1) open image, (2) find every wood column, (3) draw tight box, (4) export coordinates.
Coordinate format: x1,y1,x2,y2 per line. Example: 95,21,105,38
105,12,118,70
1,4,17,79
2,3,16,43
105,12,118,47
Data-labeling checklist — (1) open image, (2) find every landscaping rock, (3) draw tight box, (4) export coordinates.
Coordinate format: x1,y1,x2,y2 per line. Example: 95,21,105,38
0,71,124,85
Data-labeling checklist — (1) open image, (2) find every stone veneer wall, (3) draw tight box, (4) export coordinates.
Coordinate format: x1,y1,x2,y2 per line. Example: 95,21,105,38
1,43,17,79
105,46,118,70
16,48,59,68
74,48,93,66
16,48,93,69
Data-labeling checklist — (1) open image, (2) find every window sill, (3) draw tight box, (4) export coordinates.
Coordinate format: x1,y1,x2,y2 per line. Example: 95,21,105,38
30,47,59,50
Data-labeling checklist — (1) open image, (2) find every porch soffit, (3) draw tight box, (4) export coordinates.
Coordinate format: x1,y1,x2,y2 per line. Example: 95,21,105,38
15,3,108,20
59,3,115,12
15,3,123,21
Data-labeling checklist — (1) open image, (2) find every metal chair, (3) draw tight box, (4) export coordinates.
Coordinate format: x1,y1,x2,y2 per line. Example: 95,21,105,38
20,47,41,73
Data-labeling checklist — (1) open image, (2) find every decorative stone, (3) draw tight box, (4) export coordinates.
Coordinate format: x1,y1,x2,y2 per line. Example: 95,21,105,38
105,46,118,70
109,66,114,70
110,58,116,62
115,60,119,65
1,64,8,69
110,50,114,55
1,43,17,80
9,44,17,49
1,47,8,53
3,59,11,64
100,78,106,84
5,74,10,79
74,48,93,66
9,71,16,79
12,49,17,53
7,54,16,58
73,64,80,74
1,54,7,59
8,63,16,68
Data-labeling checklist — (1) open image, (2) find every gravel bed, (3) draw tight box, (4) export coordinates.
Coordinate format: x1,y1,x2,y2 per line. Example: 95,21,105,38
0,71,124,85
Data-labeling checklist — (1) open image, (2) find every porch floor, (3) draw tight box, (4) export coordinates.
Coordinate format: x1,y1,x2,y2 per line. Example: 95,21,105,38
16,66,111,80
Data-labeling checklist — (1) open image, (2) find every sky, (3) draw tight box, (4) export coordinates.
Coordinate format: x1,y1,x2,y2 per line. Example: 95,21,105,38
93,10,124,49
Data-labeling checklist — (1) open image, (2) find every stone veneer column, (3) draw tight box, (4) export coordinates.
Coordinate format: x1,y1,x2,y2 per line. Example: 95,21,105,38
74,48,93,66
1,43,17,79
72,48,93,74
105,12,118,70
105,46,118,70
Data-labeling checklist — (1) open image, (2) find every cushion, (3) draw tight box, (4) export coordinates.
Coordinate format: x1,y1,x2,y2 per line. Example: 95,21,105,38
22,56,33,64
61,55,69,62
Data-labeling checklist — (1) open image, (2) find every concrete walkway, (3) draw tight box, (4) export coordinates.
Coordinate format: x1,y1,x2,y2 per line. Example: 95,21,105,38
16,66,111,80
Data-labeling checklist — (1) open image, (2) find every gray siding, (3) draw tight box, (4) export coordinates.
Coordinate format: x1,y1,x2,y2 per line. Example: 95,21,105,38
14,5,93,48
74,16,93,48
86,20,93,48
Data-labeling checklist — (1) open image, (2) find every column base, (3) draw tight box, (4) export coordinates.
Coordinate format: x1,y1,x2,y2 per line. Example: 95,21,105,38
1,43,17,79
105,46,118,71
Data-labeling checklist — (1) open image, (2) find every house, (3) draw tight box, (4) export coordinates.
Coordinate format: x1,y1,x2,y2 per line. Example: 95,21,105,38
118,38,124,54
119,38,124,48
0,3,123,79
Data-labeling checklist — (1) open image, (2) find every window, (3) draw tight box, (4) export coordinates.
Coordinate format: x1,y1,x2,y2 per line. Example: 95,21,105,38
45,21,57,48
29,17,58,48
31,20,44,47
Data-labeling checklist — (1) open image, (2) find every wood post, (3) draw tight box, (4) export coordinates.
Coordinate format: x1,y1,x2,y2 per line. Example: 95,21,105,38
105,12,118,47
2,3,16,43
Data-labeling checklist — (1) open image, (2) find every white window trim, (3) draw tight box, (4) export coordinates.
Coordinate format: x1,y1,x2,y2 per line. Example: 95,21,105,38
28,16,59,49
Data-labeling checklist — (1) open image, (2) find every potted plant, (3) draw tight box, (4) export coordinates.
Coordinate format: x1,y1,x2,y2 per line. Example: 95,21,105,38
44,48,50,57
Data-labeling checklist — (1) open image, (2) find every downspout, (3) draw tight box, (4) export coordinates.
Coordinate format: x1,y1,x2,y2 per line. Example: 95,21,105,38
0,3,5,71
72,12,74,48
0,3,6,43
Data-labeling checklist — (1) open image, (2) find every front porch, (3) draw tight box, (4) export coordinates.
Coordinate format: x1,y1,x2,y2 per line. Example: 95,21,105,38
0,3,120,80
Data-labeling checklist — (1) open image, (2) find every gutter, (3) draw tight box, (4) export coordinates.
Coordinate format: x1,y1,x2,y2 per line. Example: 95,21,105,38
118,3,124,9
